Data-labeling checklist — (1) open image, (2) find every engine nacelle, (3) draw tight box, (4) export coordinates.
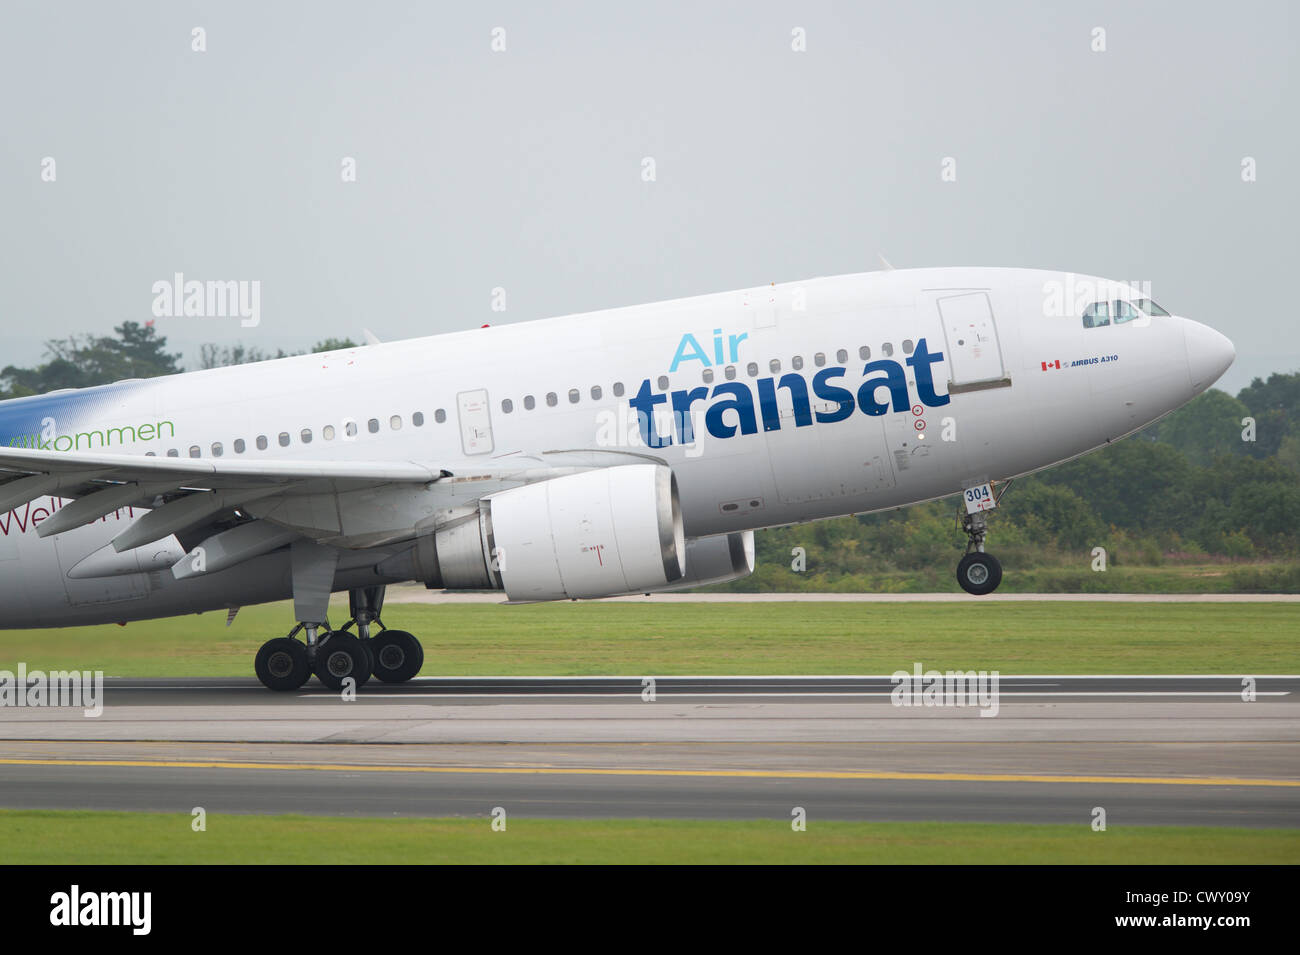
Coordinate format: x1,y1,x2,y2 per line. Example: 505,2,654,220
395,464,686,601
652,530,755,592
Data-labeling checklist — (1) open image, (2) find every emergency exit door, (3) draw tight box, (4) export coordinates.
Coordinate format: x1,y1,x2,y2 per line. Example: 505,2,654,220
457,389,494,455
936,292,1009,391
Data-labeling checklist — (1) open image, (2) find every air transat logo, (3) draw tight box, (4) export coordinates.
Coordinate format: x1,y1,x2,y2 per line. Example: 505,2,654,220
630,338,950,448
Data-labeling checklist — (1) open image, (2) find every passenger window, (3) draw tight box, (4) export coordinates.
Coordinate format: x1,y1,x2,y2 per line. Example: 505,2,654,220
1113,300,1140,325
300,429,312,443
390,415,402,430
814,352,826,367
344,421,358,437
882,343,893,357
613,382,625,397
189,446,200,458
702,368,714,384
412,412,424,427
792,355,804,370
836,349,848,363
657,376,669,390
434,409,446,423
367,418,379,433
769,359,781,373
502,399,514,413
278,432,290,447
524,395,536,410
903,339,915,354
724,365,736,380
546,392,557,407
860,345,871,360
323,425,335,440
256,435,268,450
1081,302,1111,328
568,389,580,404
211,442,223,457
233,439,246,454
747,362,759,377
591,385,602,400
167,449,179,457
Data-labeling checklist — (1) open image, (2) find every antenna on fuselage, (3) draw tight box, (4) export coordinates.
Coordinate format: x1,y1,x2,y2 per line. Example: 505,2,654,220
877,253,895,271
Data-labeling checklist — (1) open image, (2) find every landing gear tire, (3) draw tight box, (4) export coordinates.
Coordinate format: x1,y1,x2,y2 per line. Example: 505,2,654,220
255,637,311,691
370,630,424,684
313,632,372,690
956,552,1002,596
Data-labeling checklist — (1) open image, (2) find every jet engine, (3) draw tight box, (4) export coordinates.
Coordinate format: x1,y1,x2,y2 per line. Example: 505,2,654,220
392,464,687,602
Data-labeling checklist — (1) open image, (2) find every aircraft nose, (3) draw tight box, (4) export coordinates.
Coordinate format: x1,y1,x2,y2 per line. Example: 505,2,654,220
1183,319,1235,393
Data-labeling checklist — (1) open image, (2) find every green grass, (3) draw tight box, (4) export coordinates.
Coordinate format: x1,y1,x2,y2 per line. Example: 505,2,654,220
718,561,1300,594
1,810,1295,864
2,601,1297,676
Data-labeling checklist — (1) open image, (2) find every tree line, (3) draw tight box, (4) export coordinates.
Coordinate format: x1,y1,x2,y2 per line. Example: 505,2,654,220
740,371,1300,591
0,322,356,398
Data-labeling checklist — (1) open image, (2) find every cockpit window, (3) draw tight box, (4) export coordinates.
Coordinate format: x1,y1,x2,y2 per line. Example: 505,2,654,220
1113,300,1140,324
1081,302,1110,328
1133,298,1170,317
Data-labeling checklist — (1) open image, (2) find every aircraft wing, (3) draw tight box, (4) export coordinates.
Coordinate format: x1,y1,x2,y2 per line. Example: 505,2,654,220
0,445,656,552
0,444,443,487
0,445,446,549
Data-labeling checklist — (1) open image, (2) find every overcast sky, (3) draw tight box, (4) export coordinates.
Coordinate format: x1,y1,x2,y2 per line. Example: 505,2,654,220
1,0,1294,394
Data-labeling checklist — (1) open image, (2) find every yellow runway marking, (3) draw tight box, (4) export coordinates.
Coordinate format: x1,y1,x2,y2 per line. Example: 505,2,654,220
0,757,1296,788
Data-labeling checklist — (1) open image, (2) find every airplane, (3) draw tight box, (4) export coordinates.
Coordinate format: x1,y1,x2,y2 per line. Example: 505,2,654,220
0,267,1235,690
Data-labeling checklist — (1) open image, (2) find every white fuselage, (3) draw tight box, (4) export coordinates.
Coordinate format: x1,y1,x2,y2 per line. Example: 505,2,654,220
0,267,1233,626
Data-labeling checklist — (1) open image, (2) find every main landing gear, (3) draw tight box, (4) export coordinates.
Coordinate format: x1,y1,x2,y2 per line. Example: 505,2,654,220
954,481,1011,596
253,583,425,691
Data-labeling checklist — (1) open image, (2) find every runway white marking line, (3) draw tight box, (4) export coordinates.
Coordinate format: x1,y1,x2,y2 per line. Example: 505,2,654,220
296,691,1291,700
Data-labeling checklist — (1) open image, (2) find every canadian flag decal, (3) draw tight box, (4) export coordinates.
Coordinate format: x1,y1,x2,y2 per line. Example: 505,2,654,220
1041,360,1061,371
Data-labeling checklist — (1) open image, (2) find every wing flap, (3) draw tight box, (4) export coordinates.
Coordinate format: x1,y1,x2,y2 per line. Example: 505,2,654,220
0,445,445,549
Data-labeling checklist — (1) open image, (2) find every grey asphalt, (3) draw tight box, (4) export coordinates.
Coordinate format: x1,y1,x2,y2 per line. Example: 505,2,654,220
2,762,1297,828
0,675,1296,827
70,673,1300,704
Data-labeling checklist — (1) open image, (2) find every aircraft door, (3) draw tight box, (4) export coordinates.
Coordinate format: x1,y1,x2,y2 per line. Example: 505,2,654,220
457,389,494,455
737,286,777,329
935,292,1009,391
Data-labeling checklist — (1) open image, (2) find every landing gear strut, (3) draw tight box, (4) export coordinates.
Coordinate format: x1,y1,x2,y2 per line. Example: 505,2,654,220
955,482,1009,596
336,587,424,684
253,583,426,691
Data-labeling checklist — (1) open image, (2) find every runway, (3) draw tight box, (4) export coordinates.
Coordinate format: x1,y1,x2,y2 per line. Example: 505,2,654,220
1,676,1297,828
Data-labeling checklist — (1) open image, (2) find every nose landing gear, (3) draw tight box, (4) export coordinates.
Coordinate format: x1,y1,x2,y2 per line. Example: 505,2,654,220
956,549,1002,596
955,481,1009,596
